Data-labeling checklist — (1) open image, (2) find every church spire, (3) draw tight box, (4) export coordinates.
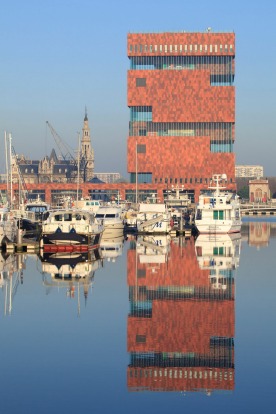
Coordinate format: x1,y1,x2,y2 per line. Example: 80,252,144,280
80,107,94,182
84,105,88,121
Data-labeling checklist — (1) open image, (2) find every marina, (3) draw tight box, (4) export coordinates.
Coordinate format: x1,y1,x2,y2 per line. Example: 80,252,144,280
0,219,275,414
0,4,275,412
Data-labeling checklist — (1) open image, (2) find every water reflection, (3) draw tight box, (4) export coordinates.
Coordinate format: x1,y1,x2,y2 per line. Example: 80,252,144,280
127,234,237,394
100,234,125,263
0,220,275,399
0,252,25,315
39,249,103,314
241,220,276,248
195,234,240,291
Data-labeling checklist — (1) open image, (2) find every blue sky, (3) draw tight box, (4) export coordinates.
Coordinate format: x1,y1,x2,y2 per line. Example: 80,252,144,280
0,0,275,177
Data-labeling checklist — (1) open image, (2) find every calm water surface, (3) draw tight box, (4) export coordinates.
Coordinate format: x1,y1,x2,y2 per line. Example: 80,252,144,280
0,220,275,414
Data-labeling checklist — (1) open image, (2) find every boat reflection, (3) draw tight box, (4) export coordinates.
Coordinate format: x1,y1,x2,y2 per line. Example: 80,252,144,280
39,249,103,313
195,233,241,291
100,234,125,263
127,236,237,394
136,234,171,266
0,252,25,315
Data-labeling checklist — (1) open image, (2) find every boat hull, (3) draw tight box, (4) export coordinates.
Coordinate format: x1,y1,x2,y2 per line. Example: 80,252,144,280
40,231,102,252
195,221,241,234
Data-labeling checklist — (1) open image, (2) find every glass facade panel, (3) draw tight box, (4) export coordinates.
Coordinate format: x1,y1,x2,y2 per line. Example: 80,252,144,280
125,189,157,202
130,107,152,122
129,121,233,153
130,173,152,184
130,56,234,86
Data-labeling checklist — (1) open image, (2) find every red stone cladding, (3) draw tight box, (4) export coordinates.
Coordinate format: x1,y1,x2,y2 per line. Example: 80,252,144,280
127,136,236,199
127,367,234,392
127,238,210,287
128,70,235,123
127,299,234,354
127,32,235,56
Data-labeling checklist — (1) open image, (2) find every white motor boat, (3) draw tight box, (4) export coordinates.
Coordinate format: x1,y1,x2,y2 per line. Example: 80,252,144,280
136,200,172,234
39,208,104,252
12,195,50,223
195,174,241,234
95,205,124,237
73,198,102,214
24,196,51,222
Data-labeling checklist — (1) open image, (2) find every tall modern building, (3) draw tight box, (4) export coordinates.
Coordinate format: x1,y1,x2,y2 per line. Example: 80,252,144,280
127,31,236,201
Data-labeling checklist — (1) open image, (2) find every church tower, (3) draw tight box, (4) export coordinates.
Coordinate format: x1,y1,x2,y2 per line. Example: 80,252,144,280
80,107,94,182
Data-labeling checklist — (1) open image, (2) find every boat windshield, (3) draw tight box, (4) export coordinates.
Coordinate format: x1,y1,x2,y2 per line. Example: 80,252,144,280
26,205,48,213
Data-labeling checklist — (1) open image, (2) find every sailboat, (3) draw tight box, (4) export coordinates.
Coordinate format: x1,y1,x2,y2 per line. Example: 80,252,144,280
0,132,18,249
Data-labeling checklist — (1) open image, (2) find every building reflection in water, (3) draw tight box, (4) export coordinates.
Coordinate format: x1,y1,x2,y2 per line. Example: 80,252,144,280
39,249,103,314
127,233,240,394
0,252,25,315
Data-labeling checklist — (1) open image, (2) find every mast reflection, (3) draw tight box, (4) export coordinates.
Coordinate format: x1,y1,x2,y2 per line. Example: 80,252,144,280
127,234,239,394
0,252,25,315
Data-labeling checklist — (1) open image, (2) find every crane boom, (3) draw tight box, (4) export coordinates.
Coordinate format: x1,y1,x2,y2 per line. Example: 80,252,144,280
46,121,75,162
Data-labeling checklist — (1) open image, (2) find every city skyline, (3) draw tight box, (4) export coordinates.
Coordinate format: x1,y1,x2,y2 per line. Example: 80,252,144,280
1,0,275,177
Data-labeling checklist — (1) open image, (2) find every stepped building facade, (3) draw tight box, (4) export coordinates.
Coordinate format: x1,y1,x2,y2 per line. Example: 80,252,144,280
127,30,236,201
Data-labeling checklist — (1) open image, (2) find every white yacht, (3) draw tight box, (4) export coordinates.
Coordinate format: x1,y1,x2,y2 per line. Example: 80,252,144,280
24,195,51,222
95,205,124,237
39,208,104,252
0,207,17,249
135,198,172,234
73,198,102,214
165,184,191,210
195,174,241,234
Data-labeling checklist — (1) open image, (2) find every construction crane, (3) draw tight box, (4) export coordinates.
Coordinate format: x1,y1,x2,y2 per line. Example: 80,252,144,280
46,121,76,162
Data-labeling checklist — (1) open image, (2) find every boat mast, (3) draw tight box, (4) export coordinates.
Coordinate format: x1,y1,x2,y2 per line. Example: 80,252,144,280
4,131,9,205
135,138,138,203
9,133,13,209
77,132,80,203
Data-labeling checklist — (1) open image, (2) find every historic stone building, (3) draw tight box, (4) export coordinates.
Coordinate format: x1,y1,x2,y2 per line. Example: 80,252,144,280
249,179,270,203
12,110,94,185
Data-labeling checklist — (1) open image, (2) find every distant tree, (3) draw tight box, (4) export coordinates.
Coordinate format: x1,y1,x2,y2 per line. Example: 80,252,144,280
237,186,249,200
